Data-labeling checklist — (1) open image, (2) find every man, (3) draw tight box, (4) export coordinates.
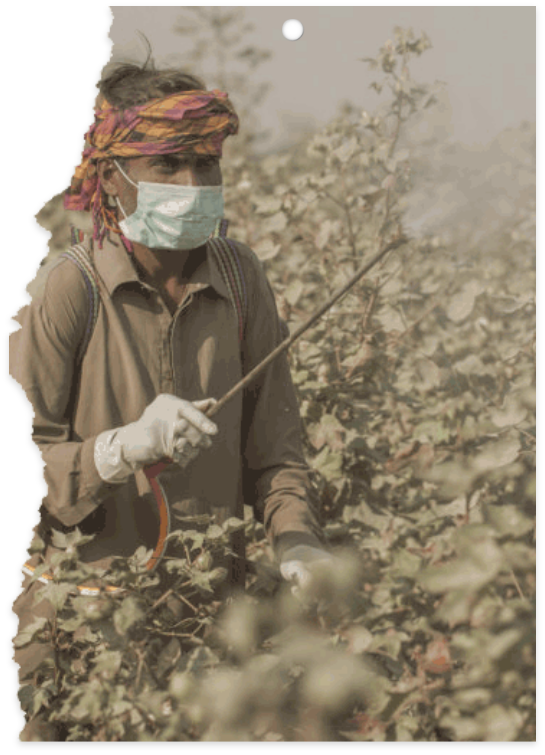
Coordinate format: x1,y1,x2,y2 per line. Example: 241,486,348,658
10,62,331,736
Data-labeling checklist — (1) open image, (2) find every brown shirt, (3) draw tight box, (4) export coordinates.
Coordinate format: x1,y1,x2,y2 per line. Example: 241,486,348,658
9,233,323,577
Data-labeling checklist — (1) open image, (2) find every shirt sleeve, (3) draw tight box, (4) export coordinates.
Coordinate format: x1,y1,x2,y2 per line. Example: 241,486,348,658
9,258,117,527
238,246,325,559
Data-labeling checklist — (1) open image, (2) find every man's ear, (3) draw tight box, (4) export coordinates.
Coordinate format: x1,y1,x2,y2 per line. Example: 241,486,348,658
97,159,120,196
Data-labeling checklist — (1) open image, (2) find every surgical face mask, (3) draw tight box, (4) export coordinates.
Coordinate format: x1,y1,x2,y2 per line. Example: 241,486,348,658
114,159,224,251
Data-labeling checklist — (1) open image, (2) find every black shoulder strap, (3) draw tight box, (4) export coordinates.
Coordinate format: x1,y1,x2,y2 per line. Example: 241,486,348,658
60,240,100,364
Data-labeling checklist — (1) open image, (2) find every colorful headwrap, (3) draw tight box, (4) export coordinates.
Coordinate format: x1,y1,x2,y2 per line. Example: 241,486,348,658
64,89,239,246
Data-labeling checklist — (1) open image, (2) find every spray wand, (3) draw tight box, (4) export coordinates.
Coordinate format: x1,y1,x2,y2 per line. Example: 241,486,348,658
145,232,409,484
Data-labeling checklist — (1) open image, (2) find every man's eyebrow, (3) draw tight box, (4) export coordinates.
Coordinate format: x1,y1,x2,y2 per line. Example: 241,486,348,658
148,154,219,166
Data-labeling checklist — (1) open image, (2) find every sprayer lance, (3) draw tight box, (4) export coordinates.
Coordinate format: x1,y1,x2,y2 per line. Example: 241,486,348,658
144,234,408,479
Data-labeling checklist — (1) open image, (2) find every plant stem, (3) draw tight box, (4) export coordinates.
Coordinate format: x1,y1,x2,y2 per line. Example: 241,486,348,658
509,568,529,604
173,591,199,614
149,579,192,612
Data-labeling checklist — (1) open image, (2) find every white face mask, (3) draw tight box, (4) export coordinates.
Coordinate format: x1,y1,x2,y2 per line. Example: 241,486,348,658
114,160,224,250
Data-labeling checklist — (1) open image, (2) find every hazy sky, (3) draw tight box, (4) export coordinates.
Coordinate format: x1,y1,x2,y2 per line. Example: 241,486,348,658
110,6,535,149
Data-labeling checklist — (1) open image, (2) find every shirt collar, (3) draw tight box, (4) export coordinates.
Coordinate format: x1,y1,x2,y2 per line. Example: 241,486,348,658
90,234,231,301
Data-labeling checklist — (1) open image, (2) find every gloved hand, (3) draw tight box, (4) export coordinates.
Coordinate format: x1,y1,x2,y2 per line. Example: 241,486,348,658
279,544,334,601
94,394,218,483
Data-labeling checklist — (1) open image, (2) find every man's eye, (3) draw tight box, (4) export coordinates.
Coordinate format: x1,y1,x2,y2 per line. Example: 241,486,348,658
162,161,182,171
197,157,219,169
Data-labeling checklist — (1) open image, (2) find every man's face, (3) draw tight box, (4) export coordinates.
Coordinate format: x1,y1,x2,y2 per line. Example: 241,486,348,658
100,154,222,217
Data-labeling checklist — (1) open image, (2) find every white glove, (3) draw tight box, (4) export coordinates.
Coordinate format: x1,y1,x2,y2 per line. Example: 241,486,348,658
279,545,334,600
94,394,218,483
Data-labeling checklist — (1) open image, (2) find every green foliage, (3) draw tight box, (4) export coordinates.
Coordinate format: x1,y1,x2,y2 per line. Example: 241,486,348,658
21,24,535,742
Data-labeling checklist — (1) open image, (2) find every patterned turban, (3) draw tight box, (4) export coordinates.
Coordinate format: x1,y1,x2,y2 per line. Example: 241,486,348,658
64,89,239,246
